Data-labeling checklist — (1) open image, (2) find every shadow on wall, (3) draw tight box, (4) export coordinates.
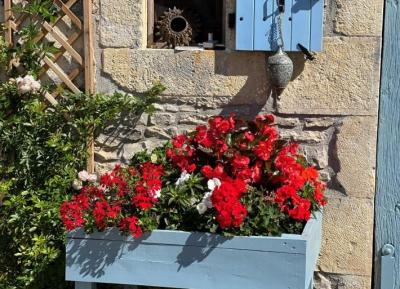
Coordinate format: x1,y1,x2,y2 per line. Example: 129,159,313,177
95,113,143,163
212,50,306,119
66,230,229,282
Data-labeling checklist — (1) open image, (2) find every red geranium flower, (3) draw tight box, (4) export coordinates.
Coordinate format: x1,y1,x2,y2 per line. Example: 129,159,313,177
119,216,143,237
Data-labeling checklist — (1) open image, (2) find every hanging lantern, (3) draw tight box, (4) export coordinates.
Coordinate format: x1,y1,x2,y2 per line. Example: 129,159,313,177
267,0,293,95
267,47,293,95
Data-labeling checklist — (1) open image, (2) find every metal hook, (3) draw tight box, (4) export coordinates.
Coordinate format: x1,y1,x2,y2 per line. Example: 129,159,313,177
277,0,285,13
297,43,316,61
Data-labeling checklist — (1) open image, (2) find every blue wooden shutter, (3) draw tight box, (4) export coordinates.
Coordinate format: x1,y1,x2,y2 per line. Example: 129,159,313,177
236,0,324,52
309,0,324,51
236,0,255,50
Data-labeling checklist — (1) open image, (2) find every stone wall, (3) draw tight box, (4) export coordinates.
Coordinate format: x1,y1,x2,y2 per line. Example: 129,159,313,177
92,0,383,288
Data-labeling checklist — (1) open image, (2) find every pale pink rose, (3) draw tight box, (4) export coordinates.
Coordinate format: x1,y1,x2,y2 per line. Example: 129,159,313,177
16,75,41,94
87,174,98,183
18,84,31,94
78,170,90,182
30,80,41,92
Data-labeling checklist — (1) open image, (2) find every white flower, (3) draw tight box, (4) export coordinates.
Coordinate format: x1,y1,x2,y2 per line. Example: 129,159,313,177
175,171,191,187
202,192,213,209
72,179,82,190
16,75,41,94
196,202,207,215
87,173,98,183
78,170,90,182
18,84,31,94
207,178,221,191
30,79,41,92
154,189,162,198
99,184,109,192
196,191,215,215
13,0,28,7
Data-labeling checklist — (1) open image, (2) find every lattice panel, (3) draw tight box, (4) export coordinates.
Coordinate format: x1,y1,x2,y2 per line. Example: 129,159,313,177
3,0,95,171
3,0,94,106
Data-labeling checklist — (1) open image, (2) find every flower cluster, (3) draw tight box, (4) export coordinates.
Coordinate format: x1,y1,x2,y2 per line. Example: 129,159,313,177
15,75,41,94
61,114,327,237
166,114,326,227
132,162,163,210
273,144,326,220
60,164,164,237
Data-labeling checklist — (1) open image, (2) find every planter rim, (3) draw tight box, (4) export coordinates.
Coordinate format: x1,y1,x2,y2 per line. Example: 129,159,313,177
66,211,322,254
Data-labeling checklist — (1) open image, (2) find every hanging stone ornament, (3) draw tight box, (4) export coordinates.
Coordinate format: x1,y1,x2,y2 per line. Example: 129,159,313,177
267,0,293,95
267,47,293,95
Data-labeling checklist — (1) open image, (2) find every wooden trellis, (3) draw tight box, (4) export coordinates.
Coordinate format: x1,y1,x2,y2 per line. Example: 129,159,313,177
3,0,95,171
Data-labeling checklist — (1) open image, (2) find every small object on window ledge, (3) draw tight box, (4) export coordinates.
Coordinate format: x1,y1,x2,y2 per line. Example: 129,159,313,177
175,46,204,51
203,33,218,50
214,44,226,50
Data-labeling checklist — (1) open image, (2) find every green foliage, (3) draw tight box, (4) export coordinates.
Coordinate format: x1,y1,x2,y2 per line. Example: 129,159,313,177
0,1,165,288
13,0,59,22
0,83,163,289
0,27,8,67
13,23,59,75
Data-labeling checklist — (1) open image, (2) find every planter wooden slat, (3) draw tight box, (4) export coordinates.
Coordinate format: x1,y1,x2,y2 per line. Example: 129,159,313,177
66,212,322,289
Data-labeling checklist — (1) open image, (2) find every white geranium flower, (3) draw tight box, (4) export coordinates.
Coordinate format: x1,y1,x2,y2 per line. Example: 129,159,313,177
207,178,221,191
72,179,82,190
78,170,90,182
202,192,213,209
175,171,191,186
196,202,207,215
99,184,109,192
154,189,162,198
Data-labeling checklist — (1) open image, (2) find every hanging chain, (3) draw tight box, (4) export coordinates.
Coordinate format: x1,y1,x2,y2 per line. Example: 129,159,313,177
276,1,285,49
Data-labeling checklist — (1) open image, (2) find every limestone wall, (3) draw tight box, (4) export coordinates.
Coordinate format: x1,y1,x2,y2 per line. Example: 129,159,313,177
92,0,383,288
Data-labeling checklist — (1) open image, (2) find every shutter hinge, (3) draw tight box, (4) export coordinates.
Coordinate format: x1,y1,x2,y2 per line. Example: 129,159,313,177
380,244,395,289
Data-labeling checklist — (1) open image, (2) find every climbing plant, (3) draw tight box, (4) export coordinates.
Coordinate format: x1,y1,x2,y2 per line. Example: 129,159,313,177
0,1,164,288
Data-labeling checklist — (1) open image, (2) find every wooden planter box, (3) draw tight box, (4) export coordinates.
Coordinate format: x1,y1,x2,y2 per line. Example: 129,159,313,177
66,212,322,289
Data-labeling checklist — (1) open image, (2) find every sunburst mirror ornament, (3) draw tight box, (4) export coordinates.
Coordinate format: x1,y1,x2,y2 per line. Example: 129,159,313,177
155,7,201,48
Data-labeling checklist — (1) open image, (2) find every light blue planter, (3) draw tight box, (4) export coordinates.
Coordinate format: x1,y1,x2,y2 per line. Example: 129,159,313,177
66,212,322,289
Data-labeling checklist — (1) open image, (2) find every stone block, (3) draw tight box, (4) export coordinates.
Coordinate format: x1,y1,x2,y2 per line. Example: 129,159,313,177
144,127,171,139
279,130,329,144
99,0,145,48
334,116,377,198
277,37,381,115
102,49,269,103
94,150,119,163
334,0,384,36
276,117,301,128
318,197,374,276
148,113,176,126
304,145,329,169
304,117,339,129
